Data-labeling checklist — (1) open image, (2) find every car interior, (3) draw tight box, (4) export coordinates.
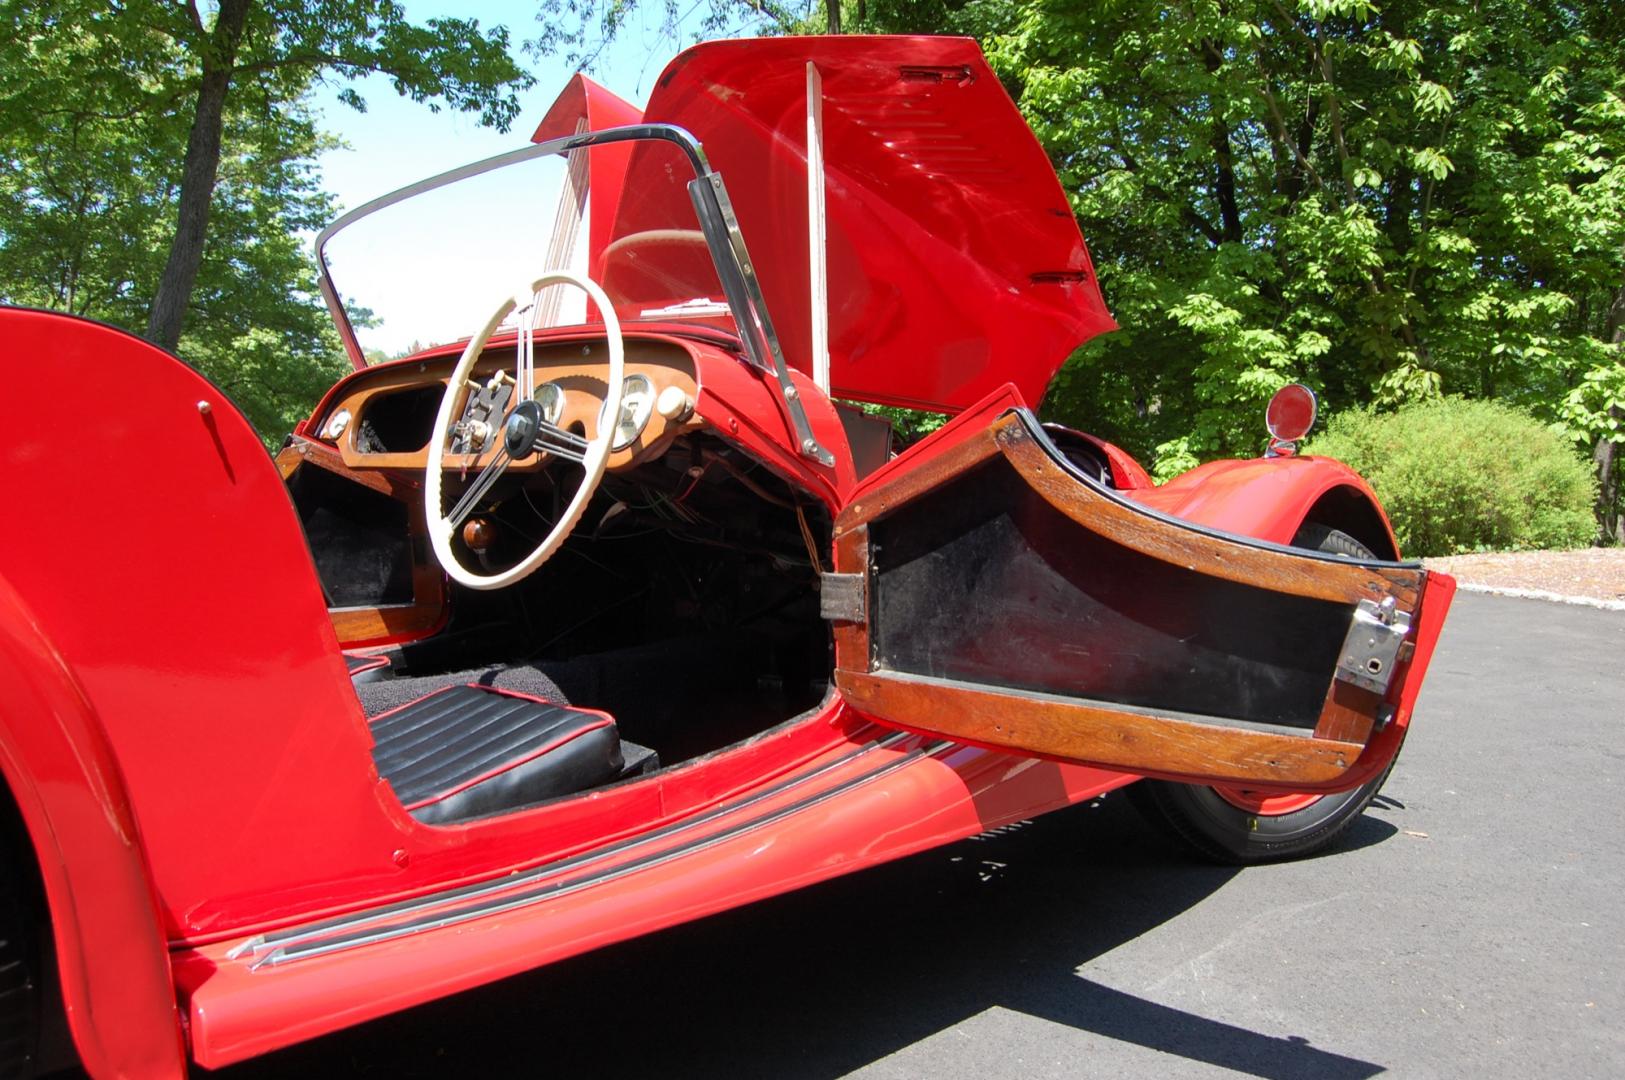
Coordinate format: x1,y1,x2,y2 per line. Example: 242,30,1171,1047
285,338,848,826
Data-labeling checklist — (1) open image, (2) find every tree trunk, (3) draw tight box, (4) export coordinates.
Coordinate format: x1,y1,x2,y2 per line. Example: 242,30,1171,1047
145,0,251,352
1200,39,1242,243
827,0,841,34
1596,424,1622,544
1596,284,1625,544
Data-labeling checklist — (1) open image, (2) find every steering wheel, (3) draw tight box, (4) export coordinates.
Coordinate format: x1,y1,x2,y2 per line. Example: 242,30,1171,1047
425,269,625,591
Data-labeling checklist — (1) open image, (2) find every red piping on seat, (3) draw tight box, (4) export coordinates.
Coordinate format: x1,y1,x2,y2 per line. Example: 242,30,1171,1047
386,684,619,812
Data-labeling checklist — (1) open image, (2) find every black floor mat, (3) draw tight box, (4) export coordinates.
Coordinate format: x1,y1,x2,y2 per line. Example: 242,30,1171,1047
357,665,569,718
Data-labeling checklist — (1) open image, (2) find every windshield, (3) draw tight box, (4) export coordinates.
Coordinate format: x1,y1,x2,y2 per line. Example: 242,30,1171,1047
318,129,738,363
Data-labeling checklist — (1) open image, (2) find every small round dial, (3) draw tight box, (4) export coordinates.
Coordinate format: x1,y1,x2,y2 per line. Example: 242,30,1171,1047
324,408,351,440
532,381,565,427
611,374,655,450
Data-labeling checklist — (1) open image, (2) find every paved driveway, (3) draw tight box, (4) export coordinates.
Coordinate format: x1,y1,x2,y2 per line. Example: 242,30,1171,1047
216,593,1624,1079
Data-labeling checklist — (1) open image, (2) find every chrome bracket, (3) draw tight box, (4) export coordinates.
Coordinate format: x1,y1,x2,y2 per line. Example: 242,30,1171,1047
1335,596,1411,695
819,573,867,624
690,173,835,467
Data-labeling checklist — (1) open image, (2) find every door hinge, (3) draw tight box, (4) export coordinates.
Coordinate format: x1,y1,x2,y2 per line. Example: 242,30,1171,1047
819,573,867,624
1335,596,1411,695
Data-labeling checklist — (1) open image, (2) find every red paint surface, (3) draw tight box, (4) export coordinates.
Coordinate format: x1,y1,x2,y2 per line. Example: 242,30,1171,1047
628,36,1117,413
0,305,1454,1076
529,74,644,306
0,39,1458,1076
1127,454,1399,552
0,577,187,1079
176,731,1134,1067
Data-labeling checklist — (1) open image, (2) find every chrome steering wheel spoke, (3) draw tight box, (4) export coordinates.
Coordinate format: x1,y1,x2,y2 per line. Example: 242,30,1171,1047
444,443,514,529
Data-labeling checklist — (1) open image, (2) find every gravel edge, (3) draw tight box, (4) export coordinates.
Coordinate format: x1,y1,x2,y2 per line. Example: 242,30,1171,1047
1450,581,1625,612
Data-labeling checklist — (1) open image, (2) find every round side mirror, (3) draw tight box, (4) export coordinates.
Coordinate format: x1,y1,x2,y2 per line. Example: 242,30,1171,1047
1266,383,1318,442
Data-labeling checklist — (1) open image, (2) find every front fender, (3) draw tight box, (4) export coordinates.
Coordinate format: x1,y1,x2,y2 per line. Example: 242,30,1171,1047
0,577,186,1079
1127,454,1399,554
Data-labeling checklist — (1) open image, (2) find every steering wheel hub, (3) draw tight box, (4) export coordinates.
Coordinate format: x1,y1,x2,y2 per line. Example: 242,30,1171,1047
503,400,545,458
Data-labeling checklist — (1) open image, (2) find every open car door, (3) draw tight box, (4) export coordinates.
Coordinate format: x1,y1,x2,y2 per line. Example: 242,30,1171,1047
828,408,1454,793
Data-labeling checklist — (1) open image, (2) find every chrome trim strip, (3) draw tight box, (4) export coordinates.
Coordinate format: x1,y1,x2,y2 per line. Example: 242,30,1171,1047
252,737,953,969
227,729,914,964
689,174,833,465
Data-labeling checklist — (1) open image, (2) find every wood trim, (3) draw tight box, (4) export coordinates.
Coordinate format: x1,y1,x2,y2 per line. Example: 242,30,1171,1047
328,559,446,648
328,340,700,474
1313,679,1381,745
276,438,398,497
834,418,1004,539
836,670,1363,787
830,408,1425,778
997,419,1420,609
837,411,1420,611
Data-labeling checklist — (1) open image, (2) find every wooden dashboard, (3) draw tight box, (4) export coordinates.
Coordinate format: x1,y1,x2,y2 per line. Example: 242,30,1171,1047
323,338,701,473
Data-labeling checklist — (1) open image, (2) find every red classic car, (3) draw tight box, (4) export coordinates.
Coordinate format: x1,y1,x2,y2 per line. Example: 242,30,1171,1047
0,36,1453,1079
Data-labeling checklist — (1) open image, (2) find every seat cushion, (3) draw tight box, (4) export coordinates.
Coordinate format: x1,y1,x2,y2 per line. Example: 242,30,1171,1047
370,684,624,825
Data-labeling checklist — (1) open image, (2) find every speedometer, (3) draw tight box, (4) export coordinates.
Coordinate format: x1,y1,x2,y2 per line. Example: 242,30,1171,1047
610,374,655,450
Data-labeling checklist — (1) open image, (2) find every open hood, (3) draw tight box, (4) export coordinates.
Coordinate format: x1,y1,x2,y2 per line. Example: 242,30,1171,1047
577,36,1116,414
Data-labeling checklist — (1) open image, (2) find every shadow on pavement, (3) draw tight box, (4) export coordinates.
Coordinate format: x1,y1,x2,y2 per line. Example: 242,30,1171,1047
210,793,1388,1080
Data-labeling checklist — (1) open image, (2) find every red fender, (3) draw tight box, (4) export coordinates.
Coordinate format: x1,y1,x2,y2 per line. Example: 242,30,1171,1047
0,578,186,1079
1127,454,1401,555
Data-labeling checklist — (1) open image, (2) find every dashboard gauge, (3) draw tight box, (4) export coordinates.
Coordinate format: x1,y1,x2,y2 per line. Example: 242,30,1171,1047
532,381,565,426
610,374,655,450
324,408,351,441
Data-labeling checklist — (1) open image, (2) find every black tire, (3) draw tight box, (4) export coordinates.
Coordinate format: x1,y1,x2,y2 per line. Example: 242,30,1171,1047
1290,521,1375,560
0,828,40,1080
1128,525,1400,865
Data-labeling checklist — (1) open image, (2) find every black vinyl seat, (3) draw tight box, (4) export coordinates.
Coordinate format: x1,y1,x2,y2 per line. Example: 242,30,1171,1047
370,684,627,825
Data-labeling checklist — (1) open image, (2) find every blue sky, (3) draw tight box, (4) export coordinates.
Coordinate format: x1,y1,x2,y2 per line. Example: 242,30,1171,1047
309,2,718,353
313,2,697,215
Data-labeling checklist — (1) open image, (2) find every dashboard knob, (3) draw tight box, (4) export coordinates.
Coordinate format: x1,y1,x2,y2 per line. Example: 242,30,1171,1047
656,385,694,422
462,518,496,552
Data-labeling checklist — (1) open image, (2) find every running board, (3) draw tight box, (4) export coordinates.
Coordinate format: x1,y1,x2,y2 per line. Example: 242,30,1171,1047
175,731,1003,1069
229,730,917,968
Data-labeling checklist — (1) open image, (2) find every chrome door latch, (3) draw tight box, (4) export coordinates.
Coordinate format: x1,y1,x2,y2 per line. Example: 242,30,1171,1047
1335,596,1412,695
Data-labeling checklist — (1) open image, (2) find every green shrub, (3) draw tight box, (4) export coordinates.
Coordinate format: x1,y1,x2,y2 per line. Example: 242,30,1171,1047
1305,398,1597,557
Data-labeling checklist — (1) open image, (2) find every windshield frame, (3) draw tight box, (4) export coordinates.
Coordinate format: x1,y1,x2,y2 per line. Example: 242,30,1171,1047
314,122,833,465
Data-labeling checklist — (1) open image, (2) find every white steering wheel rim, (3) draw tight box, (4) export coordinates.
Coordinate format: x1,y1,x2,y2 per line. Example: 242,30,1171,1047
425,270,626,591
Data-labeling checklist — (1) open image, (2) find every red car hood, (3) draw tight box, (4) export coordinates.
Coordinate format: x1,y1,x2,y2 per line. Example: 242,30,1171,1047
540,36,1115,414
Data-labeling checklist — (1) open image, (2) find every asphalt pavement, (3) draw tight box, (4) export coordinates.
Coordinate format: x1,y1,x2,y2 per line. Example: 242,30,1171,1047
213,592,1625,1079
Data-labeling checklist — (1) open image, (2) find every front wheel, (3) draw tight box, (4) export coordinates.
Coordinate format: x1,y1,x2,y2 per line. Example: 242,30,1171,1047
1129,525,1400,865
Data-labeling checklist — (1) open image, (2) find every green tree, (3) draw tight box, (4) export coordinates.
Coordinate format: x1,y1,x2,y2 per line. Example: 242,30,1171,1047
530,0,1625,538
528,0,839,68
137,1,533,351
941,0,1623,535
0,0,533,438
